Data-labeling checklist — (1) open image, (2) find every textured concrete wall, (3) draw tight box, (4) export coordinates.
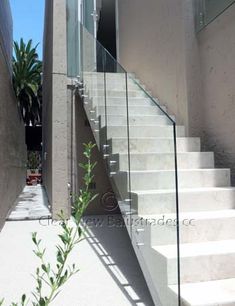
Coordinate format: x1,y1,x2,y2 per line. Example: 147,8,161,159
42,0,53,206
72,93,119,215
0,43,27,230
117,0,235,181
198,4,235,183
43,0,69,218
116,0,206,136
117,0,191,130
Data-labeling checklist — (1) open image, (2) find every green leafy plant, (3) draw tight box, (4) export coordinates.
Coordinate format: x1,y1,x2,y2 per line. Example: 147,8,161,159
27,151,40,171
1,142,97,306
13,39,42,126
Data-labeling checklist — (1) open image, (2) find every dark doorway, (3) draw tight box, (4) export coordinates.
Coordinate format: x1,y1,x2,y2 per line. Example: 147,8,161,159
97,0,116,59
26,126,42,151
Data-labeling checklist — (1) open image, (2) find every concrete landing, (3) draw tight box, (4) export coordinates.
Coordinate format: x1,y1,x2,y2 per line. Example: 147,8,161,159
7,185,51,221
0,215,154,306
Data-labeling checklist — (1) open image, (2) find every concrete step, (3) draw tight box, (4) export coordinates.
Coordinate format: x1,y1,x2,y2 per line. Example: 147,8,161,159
154,240,235,284
104,125,185,138
145,209,235,245
170,278,235,306
100,115,173,127
91,96,156,106
86,83,141,91
94,89,147,98
97,105,167,116
131,187,235,214
84,72,136,79
113,169,231,191
111,152,214,171
109,137,201,153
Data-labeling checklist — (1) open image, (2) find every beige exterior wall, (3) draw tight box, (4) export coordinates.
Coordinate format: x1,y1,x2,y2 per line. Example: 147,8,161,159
117,0,235,181
0,40,27,230
117,0,191,130
198,4,235,182
43,0,69,218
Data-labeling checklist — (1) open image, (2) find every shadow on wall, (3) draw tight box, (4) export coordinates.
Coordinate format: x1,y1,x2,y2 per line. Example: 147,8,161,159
201,131,235,185
74,95,120,215
82,215,154,306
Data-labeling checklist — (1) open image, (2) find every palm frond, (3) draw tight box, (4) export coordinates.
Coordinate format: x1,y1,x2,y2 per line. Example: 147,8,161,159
13,38,42,126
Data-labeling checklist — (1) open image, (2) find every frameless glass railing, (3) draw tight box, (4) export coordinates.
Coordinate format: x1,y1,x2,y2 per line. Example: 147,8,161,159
69,20,181,306
195,0,235,31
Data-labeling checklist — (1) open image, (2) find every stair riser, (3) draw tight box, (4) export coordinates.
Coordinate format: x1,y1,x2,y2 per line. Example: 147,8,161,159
100,115,172,127
170,253,235,284
87,84,141,91
84,74,135,80
113,169,230,191
150,216,235,245
94,90,147,98
151,249,235,286
109,138,201,154
97,106,167,116
91,98,155,106
132,189,235,214
105,126,185,138
112,152,214,171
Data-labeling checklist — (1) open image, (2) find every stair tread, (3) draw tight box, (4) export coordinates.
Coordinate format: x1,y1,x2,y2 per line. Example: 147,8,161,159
126,168,230,173
153,240,235,258
170,278,235,305
111,136,198,139
99,105,159,107
116,152,212,156
140,209,235,220
101,114,166,116
132,186,235,195
103,124,178,126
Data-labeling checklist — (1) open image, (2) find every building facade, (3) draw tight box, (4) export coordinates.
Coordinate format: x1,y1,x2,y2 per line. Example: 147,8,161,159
43,1,235,305
0,0,27,229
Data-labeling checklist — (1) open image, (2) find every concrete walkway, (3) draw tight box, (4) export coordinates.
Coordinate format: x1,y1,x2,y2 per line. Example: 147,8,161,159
0,215,154,305
7,185,51,221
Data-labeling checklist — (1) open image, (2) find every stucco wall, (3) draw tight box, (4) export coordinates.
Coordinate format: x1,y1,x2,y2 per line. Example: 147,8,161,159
43,0,69,218
117,0,235,182
117,0,191,130
0,43,27,230
42,0,53,206
198,4,235,182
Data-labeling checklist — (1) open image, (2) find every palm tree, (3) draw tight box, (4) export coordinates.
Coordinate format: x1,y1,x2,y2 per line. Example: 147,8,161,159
13,38,42,126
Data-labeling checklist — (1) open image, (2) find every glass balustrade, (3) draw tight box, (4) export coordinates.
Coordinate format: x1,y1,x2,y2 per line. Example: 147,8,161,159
67,15,181,306
196,0,235,31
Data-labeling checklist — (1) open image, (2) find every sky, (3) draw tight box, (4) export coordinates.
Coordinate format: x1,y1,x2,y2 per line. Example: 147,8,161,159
9,0,45,59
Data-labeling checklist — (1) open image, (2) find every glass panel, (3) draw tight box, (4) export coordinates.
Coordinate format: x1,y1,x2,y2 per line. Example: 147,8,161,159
195,0,235,31
0,0,13,71
67,18,181,306
103,50,132,233
205,0,235,22
83,0,95,36
128,75,180,306
80,25,103,147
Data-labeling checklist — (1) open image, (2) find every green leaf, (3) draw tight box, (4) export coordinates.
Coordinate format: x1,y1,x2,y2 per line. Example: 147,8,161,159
41,264,47,273
21,294,26,304
32,232,37,245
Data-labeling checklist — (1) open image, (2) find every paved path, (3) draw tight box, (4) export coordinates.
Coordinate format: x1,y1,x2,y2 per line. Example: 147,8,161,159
7,185,51,221
0,215,154,306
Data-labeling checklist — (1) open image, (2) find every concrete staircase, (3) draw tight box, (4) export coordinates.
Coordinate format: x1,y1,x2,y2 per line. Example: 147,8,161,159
81,72,235,306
